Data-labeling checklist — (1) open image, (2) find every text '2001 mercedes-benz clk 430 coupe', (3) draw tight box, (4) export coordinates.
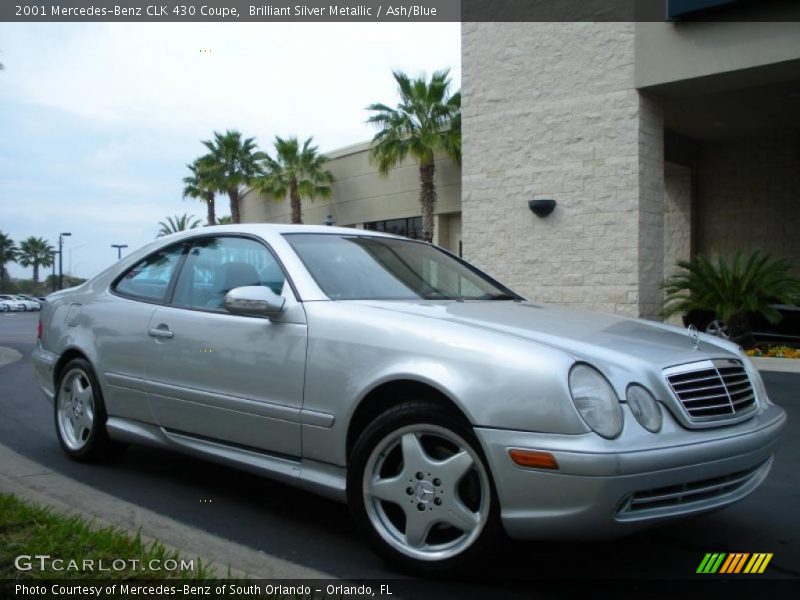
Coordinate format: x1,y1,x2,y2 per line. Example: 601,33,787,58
33,225,786,572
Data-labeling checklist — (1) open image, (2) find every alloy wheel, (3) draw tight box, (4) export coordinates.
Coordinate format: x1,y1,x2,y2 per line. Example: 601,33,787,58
57,368,96,451
362,424,491,562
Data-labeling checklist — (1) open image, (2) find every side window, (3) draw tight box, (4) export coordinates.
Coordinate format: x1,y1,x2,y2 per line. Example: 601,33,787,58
171,236,287,311
113,244,185,302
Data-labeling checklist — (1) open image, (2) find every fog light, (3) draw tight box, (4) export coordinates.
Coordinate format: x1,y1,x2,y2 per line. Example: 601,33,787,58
626,385,662,433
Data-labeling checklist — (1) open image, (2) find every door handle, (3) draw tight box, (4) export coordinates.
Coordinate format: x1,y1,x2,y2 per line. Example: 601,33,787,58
148,325,174,339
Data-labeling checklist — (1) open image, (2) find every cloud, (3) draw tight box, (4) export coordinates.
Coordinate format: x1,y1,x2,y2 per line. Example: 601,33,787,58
0,22,460,279
0,22,461,150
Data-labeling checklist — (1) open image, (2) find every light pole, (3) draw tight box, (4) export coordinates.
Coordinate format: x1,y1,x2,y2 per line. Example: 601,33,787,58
58,232,71,290
50,251,59,293
111,244,128,260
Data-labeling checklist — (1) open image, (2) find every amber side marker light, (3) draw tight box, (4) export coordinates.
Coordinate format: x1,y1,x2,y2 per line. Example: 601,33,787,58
508,449,559,470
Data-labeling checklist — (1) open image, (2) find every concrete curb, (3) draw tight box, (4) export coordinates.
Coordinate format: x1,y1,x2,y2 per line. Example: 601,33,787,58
753,357,800,374
0,346,23,368
0,443,334,579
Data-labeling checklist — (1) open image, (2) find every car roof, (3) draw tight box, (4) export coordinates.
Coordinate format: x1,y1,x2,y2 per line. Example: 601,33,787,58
154,223,408,242
158,223,403,242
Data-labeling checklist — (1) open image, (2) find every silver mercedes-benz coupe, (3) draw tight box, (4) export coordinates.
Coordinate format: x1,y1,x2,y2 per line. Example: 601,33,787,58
33,225,786,571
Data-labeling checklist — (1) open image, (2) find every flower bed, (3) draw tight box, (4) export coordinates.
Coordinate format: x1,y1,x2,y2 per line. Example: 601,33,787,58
746,345,800,359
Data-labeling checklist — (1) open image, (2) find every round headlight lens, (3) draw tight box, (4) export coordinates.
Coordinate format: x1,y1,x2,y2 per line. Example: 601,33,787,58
626,385,662,433
568,364,623,439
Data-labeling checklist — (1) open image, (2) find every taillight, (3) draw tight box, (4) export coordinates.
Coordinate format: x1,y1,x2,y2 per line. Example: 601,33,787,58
37,319,43,339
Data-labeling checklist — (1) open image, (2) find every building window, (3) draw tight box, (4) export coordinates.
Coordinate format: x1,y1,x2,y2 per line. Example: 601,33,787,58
364,216,422,240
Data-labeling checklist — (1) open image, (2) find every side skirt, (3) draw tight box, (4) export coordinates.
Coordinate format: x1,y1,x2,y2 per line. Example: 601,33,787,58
105,417,346,502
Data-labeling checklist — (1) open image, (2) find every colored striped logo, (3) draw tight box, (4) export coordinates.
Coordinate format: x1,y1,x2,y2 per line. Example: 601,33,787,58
697,553,773,574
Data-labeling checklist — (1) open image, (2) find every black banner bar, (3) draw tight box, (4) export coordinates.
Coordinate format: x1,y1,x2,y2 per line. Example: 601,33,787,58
4,0,800,22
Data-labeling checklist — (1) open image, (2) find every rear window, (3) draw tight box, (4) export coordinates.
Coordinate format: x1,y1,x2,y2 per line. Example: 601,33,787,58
113,244,185,302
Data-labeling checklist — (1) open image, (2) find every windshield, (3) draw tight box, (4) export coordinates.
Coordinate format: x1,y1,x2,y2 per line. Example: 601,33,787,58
285,233,521,301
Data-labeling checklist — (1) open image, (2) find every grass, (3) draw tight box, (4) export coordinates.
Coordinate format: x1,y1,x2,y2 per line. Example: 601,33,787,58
0,493,215,579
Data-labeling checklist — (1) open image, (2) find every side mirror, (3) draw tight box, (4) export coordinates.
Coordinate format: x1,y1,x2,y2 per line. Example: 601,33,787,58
224,286,285,318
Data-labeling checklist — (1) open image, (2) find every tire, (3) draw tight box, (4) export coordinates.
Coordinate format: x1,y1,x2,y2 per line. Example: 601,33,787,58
54,358,127,462
347,401,502,574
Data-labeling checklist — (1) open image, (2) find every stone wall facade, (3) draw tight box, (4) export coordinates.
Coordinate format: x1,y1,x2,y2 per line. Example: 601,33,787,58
696,136,800,272
462,23,665,317
663,163,693,280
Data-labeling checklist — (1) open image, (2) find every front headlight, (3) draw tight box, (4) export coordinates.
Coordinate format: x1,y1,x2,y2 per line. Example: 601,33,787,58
626,385,662,433
568,364,623,439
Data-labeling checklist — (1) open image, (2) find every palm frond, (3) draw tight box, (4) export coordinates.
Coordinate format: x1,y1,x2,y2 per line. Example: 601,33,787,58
663,251,800,344
157,214,201,237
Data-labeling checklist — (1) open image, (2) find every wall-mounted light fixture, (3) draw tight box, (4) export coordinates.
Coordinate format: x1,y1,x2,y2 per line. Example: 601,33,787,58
528,199,557,217
323,214,335,226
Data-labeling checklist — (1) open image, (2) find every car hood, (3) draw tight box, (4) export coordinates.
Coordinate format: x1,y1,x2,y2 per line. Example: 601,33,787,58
352,300,739,371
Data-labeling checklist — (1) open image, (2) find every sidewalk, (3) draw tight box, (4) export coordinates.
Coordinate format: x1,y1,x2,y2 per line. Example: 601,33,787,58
0,443,333,579
752,357,800,374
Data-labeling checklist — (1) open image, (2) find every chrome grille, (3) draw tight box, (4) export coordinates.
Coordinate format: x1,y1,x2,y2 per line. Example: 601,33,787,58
665,359,756,422
618,461,769,515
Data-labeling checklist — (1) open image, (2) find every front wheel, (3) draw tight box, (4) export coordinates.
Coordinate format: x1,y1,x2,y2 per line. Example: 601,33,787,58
55,358,126,461
347,401,501,573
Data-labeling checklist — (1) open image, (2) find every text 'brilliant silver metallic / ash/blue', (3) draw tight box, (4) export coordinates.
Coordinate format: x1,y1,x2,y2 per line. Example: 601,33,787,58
32,224,786,572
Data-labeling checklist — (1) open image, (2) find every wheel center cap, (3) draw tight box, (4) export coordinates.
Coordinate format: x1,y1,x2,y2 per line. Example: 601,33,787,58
415,480,435,503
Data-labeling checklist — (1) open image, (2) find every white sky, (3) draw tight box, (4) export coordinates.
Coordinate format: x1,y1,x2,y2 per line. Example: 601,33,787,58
0,22,460,279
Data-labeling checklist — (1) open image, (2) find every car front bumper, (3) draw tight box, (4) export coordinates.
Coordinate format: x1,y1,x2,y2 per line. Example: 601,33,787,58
475,403,786,540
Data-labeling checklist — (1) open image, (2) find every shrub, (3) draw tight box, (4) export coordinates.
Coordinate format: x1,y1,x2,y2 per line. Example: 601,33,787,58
663,251,800,347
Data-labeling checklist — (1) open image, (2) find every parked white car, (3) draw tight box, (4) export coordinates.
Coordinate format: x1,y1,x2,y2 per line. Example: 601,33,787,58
12,295,41,311
0,294,25,311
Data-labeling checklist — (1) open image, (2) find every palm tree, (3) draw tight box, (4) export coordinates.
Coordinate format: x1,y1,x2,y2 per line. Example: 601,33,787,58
183,157,219,226
663,251,800,347
0,232,18,289
216,215,233,225
367,69,461,243
201,130,266,224
255,136,334,224
17,236,54,283
157,214,201,238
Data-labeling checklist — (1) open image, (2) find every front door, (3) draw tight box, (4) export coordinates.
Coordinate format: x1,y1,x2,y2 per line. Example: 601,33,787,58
144,235,307,457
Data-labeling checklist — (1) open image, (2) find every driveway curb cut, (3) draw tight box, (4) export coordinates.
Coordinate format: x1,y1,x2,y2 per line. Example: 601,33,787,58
0,442,334,579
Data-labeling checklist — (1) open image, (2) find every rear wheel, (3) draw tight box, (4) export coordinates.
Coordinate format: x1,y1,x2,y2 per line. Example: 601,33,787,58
348,401,501,573
54,358,126,461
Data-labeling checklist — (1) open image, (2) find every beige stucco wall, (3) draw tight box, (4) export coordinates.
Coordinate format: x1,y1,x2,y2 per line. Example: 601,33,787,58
636,20,800,92
696,136,800,272
462,22,665,318
239,140,462,251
